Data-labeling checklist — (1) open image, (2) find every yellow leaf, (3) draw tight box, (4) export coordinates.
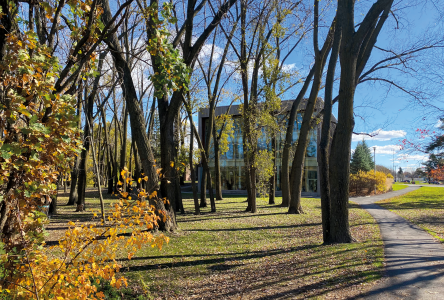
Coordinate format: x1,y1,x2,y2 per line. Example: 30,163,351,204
143,176,148,181
138,178,142,183
170,161,174,167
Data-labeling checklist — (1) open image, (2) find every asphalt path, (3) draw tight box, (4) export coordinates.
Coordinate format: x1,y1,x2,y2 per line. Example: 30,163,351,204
353,187,444,300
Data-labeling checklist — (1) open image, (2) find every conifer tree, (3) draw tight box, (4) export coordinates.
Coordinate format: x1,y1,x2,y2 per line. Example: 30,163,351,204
350,139,374,174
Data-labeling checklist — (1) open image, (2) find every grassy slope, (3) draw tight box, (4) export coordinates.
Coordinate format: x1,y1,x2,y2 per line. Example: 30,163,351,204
392,183,408,191
51,190,383,299
378,187,444,243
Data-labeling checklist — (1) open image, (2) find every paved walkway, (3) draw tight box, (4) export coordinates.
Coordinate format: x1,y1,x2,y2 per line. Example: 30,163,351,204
353,187,444,299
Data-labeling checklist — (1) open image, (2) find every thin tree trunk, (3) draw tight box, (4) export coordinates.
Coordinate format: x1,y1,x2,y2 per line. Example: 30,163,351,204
68,82,83,205
120,104,128,190
288,10,335,214
88,117,106,223
319,25,341,244
189,124,200,214
213,119,223,200
269,135,276,205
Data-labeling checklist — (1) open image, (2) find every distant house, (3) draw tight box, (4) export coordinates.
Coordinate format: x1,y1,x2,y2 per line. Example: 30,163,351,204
198,99,331,196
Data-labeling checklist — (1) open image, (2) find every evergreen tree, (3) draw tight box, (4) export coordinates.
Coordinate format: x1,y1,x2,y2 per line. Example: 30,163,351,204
398,167,404,180
350,139,374,174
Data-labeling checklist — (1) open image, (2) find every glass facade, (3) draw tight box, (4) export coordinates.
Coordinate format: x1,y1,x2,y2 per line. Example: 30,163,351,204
203,113,319,193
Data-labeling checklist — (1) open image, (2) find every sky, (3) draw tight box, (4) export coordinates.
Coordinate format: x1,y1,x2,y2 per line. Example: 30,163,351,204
349,0,444,173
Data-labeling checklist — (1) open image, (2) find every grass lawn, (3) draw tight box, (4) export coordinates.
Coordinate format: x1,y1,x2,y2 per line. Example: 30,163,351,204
392,183,408,191
377,187,444,243
49,189,384,299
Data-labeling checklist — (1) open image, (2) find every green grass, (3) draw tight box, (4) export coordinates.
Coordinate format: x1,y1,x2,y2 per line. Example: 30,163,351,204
51,190,384,299
392,183,408,191
378,187,444,243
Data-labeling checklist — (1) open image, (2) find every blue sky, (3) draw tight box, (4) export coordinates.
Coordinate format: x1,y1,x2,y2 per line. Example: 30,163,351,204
349,0,444,173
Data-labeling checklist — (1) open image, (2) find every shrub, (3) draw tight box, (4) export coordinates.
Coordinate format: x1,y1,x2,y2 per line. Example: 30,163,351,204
387,173,394,179
0,174,169,299
350,170,388,195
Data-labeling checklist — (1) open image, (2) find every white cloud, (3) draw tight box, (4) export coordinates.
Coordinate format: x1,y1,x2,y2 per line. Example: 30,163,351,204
352,129,406,142
374,144,402,154
435,119,443,128
198,43,224,63
397,154,428,162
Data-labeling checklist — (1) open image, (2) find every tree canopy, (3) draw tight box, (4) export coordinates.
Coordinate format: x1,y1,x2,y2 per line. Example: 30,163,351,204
350,140,374,174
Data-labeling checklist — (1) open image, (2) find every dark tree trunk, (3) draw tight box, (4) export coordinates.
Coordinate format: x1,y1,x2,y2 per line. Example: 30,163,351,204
68,159,80,205
288,10,335,214
189,125,200,214
175,110,185,213
280,67,315,207
119,105,129,190
77,52,107,211
213,119,223,200
269,135,276,205
329,0,393,243
76,103,91,211
319,25,341,244
102,0,160,200
200,164,208,207
68,83,83,205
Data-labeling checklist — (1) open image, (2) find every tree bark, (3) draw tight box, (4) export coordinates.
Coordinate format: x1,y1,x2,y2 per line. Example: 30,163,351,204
319,23,341,244
213,119,223,200
329,0,393,243
288,7,335,214
280,67,315,207
269,135,276,205
189,124,200,214
68,83,83,205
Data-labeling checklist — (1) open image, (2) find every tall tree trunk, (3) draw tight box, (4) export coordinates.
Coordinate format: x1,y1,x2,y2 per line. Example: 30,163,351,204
288,9,335,214
213,119,223,200
76,51,106,211
175,110,185,213
329,0,393,243
319,25,341,244
100,106,115,194
280,67,315,207
68,82,83,205
120,105,129,190
189,124,200,214
269,135,276,205
102,0,159,192
76,91,92,212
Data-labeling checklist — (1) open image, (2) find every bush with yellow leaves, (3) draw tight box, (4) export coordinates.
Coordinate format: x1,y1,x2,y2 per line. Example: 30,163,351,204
0,179,169,300
349,170,388,196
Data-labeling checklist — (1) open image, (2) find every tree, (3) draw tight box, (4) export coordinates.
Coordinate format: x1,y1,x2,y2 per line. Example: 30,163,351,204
350,140,374,174
328,0,395,243
376,165,391,175
397,167,404,180
414,168,426,179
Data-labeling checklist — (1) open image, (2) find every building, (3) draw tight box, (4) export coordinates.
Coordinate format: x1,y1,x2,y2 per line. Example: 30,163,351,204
198,99,326,196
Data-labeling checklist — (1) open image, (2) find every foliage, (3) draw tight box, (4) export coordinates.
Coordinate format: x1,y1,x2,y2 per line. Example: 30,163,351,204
215,114,235,155
144,2,190,98
349,170,388,195
386,173,394,179
375,164,392,175
350,140,374,174
0,172,169,299
253,150,275,197
0,30,81,250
